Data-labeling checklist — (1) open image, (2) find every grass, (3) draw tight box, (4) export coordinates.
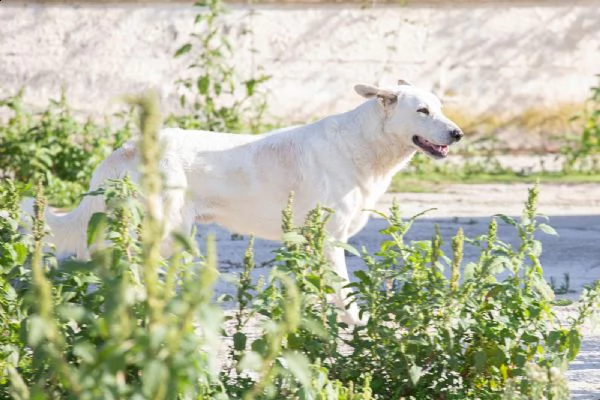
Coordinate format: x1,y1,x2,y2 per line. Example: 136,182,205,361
391,168,600,193
444,102,583,146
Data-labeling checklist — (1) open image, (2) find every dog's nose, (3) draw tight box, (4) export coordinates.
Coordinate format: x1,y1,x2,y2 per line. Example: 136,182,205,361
450,128,464,142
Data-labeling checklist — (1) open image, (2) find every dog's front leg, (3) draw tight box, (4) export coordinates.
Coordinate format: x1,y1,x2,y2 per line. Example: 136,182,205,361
325,245,364,325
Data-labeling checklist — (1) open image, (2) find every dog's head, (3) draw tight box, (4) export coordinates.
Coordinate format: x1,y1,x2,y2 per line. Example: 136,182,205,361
354,80,463,159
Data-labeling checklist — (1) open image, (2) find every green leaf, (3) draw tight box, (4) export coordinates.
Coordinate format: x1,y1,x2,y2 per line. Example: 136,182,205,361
567,329,581,361
305,273,321,290
531,275,554,300
172,231,196,252
142,360,167,398
4,283,17,301
148,325,168,351
333,240,360,257
27,316,47,346
13,242,28,264
379,240,397,252
86,212,107,247
530,240,543,257
463,262,477,281
251,338,267,355
538,223,559,236
408,364,422,386
239,351,263,372
73,342,96,364
245,79,256,96
409,208,437,222
353,270,371,284
174,43,192,58
57,304,86,322
197,75,210,95
281,232,306,245
474,350,487,372
488,256,510,274
233,332,246,351
60,259,93,273
30,385,47,400
281,351,311,388
495,214,518,227
300,317,329,339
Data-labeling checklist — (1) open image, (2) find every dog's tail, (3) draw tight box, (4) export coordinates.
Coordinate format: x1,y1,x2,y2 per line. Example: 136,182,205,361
20,141,137,259
21,194,104,259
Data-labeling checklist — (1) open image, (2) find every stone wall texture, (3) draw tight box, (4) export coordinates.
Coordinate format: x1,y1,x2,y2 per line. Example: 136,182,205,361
1,1,599,121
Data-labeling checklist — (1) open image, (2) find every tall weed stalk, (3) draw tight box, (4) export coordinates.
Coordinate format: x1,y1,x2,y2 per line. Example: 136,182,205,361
170,0,270,133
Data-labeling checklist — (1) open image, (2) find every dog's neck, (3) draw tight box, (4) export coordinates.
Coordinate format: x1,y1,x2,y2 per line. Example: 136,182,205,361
335,99,417,179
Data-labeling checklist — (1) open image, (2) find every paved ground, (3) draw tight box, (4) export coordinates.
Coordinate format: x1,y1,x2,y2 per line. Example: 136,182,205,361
200,183,600,398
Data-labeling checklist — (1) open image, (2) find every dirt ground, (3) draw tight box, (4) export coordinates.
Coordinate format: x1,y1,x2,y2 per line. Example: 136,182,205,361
203,183,600,398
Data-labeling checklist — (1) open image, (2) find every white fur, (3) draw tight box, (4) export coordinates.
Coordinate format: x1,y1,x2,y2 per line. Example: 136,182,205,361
31,82,462,323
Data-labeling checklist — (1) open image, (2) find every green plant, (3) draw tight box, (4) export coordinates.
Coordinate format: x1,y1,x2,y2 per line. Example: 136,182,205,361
0,90,133,207
561,74,600,172
170,0,271,133
327,185,596,399
0,179,33,390
394,150,512,189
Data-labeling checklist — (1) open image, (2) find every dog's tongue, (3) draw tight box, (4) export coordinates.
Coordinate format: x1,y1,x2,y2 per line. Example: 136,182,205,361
434,143,449,156
422,138,448,156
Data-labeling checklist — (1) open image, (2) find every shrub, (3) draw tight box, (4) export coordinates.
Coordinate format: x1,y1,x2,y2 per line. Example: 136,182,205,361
0,91,133,207
562,74,600,172
0,180,33,391
335,188,590,399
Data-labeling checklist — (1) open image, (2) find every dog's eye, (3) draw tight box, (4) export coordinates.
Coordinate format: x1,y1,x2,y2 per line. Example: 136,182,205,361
417,107,430,115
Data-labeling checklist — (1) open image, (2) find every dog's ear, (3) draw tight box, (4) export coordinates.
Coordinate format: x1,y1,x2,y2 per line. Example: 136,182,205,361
397,79,412,86
354,84,398,107
354,84,379,98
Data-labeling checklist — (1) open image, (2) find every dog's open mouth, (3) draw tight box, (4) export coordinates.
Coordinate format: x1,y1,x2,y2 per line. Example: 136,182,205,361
412,135,449,159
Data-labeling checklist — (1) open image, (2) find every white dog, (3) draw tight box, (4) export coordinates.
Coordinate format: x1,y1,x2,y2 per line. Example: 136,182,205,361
32,81,463,323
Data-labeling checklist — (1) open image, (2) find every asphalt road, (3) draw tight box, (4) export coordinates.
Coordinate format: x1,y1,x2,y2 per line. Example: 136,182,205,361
205,183,600,299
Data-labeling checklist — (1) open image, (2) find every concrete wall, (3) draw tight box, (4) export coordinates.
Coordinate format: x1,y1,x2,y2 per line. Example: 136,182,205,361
1,2,599,122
